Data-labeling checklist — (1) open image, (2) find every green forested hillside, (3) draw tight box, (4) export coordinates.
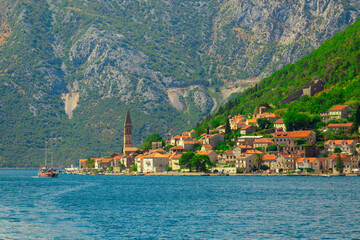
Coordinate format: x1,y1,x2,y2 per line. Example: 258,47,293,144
196,18,360,133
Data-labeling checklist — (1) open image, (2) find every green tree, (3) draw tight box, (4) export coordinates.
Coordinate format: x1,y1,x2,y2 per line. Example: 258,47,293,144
165,166,172,172
225,118,231,134
179,151,195,172
257,118,271,130
131,163,138,172
353,105,360,131
266,145,277,152
334,147,341,153
85,157,95,169
284,112,311,131
254,154,264,169
335,153,344,173
260,165,269,171
206,125,210,134
142,133,164,150
191,154,212,172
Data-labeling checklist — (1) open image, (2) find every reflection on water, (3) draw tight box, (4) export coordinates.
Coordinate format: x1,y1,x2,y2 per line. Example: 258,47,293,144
1,169,360,239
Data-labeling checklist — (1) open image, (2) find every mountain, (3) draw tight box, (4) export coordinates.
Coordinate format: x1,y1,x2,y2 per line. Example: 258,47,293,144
197,17,360,133
0,0,359,167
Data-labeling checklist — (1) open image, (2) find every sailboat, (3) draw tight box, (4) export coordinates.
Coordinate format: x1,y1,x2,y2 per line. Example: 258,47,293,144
38,139,59,178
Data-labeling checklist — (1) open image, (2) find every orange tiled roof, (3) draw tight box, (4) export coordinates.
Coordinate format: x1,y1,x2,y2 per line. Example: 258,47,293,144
329,105,350,111
241,125,254,130
292,131,315,138
124,147,139,152
274,119,284,124
171,154,182,160
101,158,113,163
263,155,277,161
143,153,168,158
328,153,351,162
171,146,184,150
259,112,276,118
202,144,213,149
327,123,353,128
275,131,315,138
254,138,274,144
223,150,233,155
296,157,317,163
324,140,355,145
247,118,257,124
197,150,216,156
237,145,253,149
80,159,88,162
171,135,181,140
245,149,263,154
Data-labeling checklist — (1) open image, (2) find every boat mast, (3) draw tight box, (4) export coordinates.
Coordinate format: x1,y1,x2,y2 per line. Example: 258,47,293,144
45,140,48,167
51,135,54,168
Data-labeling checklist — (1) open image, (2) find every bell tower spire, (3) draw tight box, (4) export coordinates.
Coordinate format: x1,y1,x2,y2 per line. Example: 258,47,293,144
124,111,132,148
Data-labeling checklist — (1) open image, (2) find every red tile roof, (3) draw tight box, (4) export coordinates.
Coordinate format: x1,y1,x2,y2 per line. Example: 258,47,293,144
275,131,315,138
262,155,277,161
324,140,355,145
241,125,254,130
328,153,351,162
329,105,350,111
223,150,233,154
254,138,274,144
171,146,184,150
274,119,284,124
197,150,216,156
327,123,353,128
296,157,317,163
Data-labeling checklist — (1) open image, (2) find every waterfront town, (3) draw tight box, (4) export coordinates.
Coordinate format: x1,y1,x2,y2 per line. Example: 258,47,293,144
77,105,360,176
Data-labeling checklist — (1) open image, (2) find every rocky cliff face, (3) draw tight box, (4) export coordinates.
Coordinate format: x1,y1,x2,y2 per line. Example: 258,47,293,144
210,0,360,81
0,0,359,166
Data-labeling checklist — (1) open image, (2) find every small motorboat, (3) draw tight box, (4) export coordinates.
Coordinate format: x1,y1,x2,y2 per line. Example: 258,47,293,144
321,174,331,177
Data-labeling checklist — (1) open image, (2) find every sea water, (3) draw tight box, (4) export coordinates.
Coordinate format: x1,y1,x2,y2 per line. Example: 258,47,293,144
1,169,360,239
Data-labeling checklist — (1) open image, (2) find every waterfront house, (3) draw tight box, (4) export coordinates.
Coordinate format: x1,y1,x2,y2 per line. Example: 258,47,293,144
326,153,357,174
141,153,170,173
169,153,182,171
99,157,114,169
324,140,356,155
262,154,277,170
296,157,317,170
275,154,298,172
236,154,257,172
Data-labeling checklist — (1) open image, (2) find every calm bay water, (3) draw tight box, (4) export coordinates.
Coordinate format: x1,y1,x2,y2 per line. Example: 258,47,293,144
1,170,360,239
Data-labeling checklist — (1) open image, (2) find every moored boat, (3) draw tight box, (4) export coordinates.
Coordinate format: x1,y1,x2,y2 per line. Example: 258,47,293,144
38,139,59,178
38,167,59,178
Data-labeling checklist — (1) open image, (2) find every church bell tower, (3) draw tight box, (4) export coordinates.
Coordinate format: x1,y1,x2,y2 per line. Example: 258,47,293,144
124,111,132,148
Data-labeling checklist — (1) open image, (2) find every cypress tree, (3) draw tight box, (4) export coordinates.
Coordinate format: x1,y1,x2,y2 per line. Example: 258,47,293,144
225,118,231,134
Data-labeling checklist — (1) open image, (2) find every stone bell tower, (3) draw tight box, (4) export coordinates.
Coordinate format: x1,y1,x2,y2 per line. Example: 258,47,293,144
124,111,132,148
